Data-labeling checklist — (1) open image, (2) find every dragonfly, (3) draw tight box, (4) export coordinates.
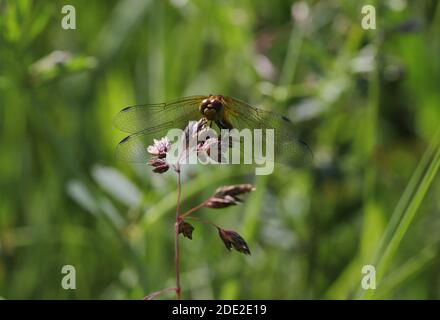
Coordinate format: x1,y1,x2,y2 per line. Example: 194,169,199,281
114,95,312,165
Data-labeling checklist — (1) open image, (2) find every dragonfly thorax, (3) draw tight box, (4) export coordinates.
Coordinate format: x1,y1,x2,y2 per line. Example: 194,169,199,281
199,96,225,121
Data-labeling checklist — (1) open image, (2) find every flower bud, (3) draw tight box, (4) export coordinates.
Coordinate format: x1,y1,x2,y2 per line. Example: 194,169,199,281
218,228,251,255
205,184,255,209
178,221,194,240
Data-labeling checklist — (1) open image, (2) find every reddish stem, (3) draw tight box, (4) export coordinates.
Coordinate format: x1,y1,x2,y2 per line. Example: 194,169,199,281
174,165,182,300
143,287,178,300
185,215,220,230
180,200,207,219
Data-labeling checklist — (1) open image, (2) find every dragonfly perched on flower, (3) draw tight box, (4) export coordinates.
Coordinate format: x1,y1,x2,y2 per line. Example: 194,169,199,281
114,95,312,165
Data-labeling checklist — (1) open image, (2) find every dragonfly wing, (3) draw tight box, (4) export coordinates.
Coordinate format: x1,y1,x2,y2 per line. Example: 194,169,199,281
113,95,206,133
223,97,313,165
115,115,201,163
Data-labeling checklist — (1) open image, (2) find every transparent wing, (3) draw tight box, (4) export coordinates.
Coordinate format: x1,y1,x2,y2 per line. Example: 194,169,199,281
222,97,313,165
113,95,206,133
116,118,201,163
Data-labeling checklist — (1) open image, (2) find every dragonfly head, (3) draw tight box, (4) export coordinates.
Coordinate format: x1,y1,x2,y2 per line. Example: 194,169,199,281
199,95,225,121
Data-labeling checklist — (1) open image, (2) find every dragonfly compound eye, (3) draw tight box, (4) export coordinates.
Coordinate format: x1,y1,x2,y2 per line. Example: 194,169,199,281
211,99,223,110
201,99,210,108
200,99,213,118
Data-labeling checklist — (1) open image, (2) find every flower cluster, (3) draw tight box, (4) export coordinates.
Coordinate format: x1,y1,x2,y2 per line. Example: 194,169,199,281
147,122,254,255
147,137,171,173
175,182,255,254
205,184,255,208
144,120,254,300
181,119,227,164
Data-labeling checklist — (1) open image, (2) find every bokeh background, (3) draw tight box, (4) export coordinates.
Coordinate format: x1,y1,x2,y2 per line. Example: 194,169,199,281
1,0,440,299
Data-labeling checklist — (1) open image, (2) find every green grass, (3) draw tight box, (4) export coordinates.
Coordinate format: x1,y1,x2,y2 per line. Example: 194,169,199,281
1,0,439,299
359,127,440,299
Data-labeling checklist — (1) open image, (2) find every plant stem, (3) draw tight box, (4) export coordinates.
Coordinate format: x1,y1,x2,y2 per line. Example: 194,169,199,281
185,216,220,230
143,287,178,300
174,165,182,300
180,201,207,219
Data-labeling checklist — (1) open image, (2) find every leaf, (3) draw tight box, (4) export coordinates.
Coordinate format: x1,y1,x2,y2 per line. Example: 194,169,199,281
91,165,142,207
66,180,98,215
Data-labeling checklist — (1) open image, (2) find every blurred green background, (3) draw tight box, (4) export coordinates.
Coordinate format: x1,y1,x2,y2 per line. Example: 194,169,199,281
1,0,440,299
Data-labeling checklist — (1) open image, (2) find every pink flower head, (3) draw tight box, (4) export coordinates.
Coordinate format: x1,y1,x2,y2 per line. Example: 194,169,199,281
147,137,171,174
147,137,171,159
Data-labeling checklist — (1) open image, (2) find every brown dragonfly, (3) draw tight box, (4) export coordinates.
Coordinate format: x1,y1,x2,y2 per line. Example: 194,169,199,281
114,95,312,165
